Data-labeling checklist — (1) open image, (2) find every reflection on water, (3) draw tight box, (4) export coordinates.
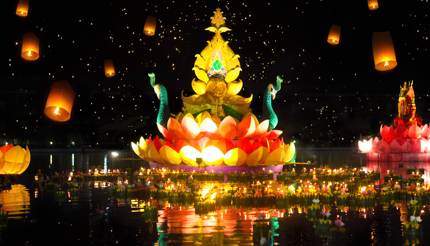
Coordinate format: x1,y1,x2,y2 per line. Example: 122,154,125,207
156,206,285,245
0,183,429,245
0,184,30,219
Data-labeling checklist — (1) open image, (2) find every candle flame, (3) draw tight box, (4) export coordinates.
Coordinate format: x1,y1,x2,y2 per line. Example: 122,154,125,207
384,60,389,67
54,106,61,115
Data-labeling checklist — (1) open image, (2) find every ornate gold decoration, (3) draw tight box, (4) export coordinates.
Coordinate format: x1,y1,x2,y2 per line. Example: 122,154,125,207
183,8,251,118
398,81,416,123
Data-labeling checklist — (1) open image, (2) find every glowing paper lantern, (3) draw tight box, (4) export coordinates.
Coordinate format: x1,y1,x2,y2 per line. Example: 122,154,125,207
21,32,39,61
104,59,116,78
327,25,341,46
44,80,75,122
144,16,157,36
372,31,397,71
16,0,29,17
0,145,31,175
368,0,379,10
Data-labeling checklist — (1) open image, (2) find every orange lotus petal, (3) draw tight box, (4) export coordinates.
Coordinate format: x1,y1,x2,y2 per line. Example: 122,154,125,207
167,118,186,139
219,116,237,139
268,138,283,152
225,139,235,151
168,139,187,152
266,130,283,140
237,114,256,138
206,139,226,153
157,123,169,138
237,138,254,153
264,145,285,165
181,113,200,139
153,136,163,151
146,142,163,163
197,136,211,150
159,146,181,165
255,120,269,136
224,148,247,166
246,146,264,166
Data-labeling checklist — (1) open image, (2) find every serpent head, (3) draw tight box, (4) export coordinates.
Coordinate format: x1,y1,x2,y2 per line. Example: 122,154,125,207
267,84,277,100
148,72,160,99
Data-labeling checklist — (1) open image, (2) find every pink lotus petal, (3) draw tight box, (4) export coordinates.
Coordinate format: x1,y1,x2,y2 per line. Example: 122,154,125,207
408,124,421,139
380,125,394,143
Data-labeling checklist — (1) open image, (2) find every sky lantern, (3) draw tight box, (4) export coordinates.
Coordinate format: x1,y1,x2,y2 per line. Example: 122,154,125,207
44,80,75,122
327,25,341,46
144,16,157,36
104,59,116,77
21,32,39,61
368,0,379,11
16,0,29,17
372,31,397,71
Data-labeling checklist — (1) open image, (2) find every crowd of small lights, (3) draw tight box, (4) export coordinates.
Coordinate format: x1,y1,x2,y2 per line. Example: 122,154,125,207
2,0,429,147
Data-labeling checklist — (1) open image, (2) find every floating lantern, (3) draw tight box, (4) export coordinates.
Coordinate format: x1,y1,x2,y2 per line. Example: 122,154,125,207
144,16,157,36
104,59,116,78
16,0,29,17
372,31,397,71
44,80,75,122
21,32,39,61
368,0,379,11
0,144,31,175
327,25,341,46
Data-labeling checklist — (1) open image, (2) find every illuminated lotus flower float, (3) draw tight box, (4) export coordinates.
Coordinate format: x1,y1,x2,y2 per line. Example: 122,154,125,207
131,9,296,171
358,81,430,161
0,144,31,175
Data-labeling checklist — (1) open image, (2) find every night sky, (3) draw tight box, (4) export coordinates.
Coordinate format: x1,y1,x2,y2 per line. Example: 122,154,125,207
1,0,429,148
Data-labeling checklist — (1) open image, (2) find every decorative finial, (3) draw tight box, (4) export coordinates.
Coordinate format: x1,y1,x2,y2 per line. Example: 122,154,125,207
211,8,225,28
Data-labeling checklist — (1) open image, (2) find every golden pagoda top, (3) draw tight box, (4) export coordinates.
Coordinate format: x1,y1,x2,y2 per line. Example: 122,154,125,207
210,8,226,28
183,8,251,119
398,81,416,124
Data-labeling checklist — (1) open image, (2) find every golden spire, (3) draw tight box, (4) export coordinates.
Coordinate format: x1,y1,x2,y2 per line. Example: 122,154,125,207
211,8,225,28
206,8,231,33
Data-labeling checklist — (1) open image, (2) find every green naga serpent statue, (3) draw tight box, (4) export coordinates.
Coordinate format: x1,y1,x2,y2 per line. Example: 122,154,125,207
263,76,284,130
149,72,283,131
148,73,170,127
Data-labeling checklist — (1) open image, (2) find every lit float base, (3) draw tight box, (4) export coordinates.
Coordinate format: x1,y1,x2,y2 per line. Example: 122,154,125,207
149,162,284,173
366,152,430,162
366,161,430,184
